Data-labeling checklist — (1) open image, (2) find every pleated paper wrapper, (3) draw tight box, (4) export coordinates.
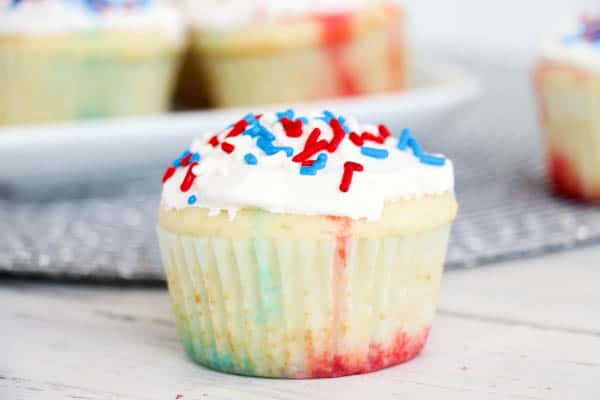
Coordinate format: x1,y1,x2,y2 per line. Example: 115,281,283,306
157,224,451,378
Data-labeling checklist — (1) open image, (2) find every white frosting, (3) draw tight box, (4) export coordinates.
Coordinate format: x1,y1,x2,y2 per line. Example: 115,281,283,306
540,20,600,71
0,0,185,46
161,111,454,221
183,0,393,29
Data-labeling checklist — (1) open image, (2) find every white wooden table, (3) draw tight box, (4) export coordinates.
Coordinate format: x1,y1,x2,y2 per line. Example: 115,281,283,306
2,246,600,400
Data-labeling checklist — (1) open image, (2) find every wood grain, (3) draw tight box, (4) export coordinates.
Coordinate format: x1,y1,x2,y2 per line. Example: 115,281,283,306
2,246,600,400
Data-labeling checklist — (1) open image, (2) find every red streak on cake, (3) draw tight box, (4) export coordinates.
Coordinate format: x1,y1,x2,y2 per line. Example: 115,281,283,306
549,151,586,201
316,13,360,97
306,326,431,378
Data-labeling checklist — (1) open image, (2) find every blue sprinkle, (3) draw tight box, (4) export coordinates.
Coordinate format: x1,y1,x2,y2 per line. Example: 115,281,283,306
316,110,336,123
299,117,309,124
338,116,351,133
300,166,318,176
244,126,261,137
313,153,328,169
299,153,328,176
188,195,197,205
361,146,389,159
190,153,201,163
397,128,411,150
272,146,294,157
407,137,423,157
276,109,294,121
419,154,446,166
244,153,258,165
172,149,191,167
243,113,258,124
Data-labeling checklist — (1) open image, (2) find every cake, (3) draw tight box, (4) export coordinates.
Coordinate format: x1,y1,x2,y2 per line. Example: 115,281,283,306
0,0,185,125
157,109,457,378
181,0,406,107
534,16,600,201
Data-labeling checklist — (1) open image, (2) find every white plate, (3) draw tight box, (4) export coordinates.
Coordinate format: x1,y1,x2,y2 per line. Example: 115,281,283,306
0,63,481,188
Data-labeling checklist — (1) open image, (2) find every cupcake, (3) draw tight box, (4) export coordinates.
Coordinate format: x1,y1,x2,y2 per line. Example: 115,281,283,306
182,0,406,108
534,16,600,201
0,0,185,126
157,109,457,378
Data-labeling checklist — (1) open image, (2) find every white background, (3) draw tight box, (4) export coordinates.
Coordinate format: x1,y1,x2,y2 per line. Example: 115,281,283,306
405,0,600,66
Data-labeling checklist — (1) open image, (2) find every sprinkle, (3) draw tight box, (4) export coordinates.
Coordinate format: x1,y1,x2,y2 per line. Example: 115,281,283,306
419,154,446,166
281,117,304,137
190,153,201,163
292,128,328,162
397,128,411,150
172,150,190,167
316,110,336,124
300,166,318,176
244,153,258,165
300,153,328,175
361,146,389,159
276,109,294,121
221,142,235,154
361,131,385,144
349,132,364,146
243,113,259,125
378,124,392,139
226,119,249,138
327,119,346,152
339,161,364,192
180,162,199,192
180,153,193,167
188,195,197,205
208,135,220,147
407,137,423,156
162,166,176,183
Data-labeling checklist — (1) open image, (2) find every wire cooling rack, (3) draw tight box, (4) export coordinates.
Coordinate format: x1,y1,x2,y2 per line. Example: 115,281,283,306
1,63,600,281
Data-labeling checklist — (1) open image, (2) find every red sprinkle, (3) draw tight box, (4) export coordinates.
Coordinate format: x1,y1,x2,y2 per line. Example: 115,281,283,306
361,131,385,144
161,166,176,183
281,117,304,138
293,128,329,162
302,160,316,167
339,161,364,193
378,124,392,139
180,162,199,192
221,142,235,154
349,132,364,146
327,119,346,152
208,135,220,147
226,119,248,138
180,153,193,167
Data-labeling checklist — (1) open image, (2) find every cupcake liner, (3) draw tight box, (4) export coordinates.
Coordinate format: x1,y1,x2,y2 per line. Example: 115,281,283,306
187,12,406,108
534,62,600,201
157,223,451,378
0,34,181,125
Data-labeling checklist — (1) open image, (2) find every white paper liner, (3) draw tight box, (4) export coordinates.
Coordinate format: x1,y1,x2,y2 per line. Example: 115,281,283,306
157,223,451,378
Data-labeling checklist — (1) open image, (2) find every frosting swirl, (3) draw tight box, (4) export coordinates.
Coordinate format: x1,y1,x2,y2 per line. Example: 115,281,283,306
183,0,395,29
541,16,600,70
0,0,185,46
160,110,454,221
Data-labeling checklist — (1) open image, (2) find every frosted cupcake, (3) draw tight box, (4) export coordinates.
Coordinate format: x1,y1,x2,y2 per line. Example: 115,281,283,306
534,16,600,201
0,0,184,126
157,109,457,378
182,0,406,107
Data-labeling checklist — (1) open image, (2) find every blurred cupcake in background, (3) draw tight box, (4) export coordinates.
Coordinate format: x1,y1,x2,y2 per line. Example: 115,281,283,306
182,0,406,108
534,16,600,202
0,0,184,126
